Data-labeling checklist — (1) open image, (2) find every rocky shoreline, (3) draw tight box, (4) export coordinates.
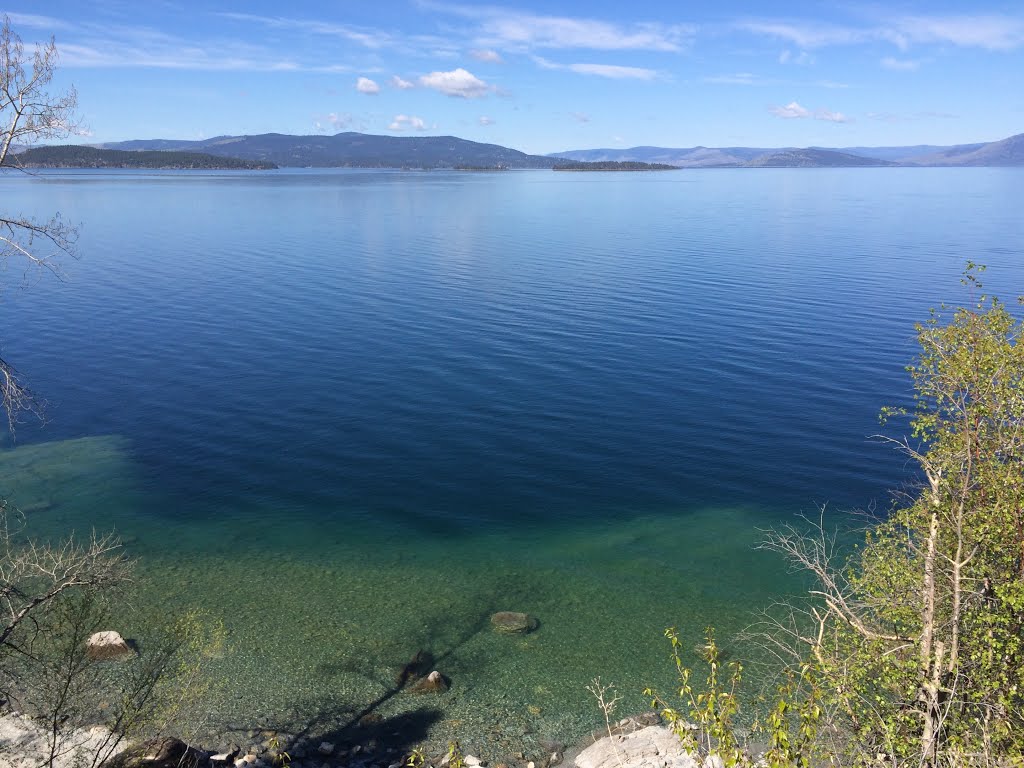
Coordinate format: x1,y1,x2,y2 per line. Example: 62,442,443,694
4,611,603,768
3,611,729,768
0,709,688,768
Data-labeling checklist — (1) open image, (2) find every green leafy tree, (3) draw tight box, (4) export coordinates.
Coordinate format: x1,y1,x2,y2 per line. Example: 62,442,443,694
768,266,1024,766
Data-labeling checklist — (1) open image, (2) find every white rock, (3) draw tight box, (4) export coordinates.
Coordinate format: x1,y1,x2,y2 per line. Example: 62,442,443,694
465,755,483,767
574,726,699,768
85,630,135,661
527,762,535,768
318,741,335,756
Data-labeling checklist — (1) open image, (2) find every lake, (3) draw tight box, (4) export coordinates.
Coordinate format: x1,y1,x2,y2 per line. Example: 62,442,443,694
1,167,1022,754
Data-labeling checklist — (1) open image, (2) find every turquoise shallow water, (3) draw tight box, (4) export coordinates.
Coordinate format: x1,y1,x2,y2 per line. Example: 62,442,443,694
1,167,1023,753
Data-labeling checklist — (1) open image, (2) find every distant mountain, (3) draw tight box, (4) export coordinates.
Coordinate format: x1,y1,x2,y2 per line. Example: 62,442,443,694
745,148,895,168
908,133,1024,166
551,132,1024,168
9,145,276,170
835,143,986,162
99,132,558,169
550,145,768,167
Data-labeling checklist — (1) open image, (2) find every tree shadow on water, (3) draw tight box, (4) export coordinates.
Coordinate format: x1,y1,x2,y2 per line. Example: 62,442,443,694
233,611,495,758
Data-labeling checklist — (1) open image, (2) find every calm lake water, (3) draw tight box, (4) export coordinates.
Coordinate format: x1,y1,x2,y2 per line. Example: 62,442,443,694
2,167,1023,753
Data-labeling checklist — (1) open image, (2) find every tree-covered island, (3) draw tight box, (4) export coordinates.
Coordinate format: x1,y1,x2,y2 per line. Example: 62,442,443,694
8,145,277,169
552,160,678,171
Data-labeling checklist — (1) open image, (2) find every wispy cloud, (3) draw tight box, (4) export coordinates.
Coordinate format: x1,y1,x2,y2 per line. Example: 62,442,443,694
356,77,380,94
741,21,874,49
881,57,920,71
314,112,357,133
770,101,852,123
419,68,492,98
219,12,393,49
816,108,852,123
897,14,1024,51
3,12,72,30
478,115,495,126
778,49,815,66
388,114,428,131
470,49,503,63
868,110,959,123
533,56,657,80
567,63,658,79
704,72,764,85
425,2,694,52
390,76,416,90
57,41,304,71
572,112,591,123
741,13,1024,52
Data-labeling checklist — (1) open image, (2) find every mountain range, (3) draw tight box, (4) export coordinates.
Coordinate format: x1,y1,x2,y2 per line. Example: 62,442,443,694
49,129,1024,169
550,132,1024,168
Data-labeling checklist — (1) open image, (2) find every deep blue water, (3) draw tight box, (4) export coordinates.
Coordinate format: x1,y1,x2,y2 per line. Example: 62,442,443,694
1,167,1022,748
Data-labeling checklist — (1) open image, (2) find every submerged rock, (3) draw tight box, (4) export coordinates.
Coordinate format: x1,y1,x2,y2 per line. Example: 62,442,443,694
86,631,136,661
396,650,435,686
490,611,539,634
407,670,450,694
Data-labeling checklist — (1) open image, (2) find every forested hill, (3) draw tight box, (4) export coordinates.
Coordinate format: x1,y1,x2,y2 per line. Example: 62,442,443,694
100,132,559,169
8,145,277,169
744,149,895,168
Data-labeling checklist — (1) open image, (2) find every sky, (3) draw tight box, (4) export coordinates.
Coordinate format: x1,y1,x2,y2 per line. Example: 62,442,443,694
4,1,1023,154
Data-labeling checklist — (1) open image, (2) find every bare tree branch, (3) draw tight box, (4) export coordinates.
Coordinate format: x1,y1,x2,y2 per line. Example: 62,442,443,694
0,15,80,433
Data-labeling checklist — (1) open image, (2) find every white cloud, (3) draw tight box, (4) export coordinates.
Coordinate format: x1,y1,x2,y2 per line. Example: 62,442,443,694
770,101,811,119
356,77,380,94
390,76,415,90
470,49,503,62
419,67,491,98
478,116,495,126
389,114,428,131
881,57,920,71
769,101,852,123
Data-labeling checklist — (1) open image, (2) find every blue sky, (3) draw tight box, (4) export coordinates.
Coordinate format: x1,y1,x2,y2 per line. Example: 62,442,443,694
4,1,1023,154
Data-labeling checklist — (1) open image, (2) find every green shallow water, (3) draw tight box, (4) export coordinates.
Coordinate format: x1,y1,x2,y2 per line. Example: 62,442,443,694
1,435,803,756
